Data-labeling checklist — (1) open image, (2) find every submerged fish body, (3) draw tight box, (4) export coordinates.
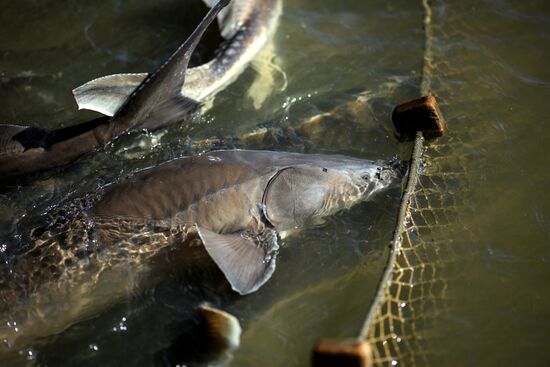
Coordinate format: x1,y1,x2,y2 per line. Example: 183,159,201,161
0,149,404,350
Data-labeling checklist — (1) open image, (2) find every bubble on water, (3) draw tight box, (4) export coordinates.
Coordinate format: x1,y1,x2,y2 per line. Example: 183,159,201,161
113,316,128,332
21,348,36,361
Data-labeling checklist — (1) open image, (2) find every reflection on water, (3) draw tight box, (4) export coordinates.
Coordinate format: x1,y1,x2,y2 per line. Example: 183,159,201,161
419,1,550,366
0,0,549,365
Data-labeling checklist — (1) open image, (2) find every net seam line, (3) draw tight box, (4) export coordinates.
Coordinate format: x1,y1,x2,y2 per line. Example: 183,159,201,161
357,0,433,340
358,131,424,339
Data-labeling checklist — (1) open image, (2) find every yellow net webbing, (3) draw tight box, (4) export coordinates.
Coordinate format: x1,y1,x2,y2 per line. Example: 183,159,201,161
358,1,466,365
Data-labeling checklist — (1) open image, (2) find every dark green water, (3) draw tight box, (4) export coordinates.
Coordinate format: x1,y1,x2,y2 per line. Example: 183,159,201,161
0,0,549,366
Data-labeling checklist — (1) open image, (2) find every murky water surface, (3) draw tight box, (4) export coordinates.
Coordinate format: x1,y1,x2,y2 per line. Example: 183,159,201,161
0,0,549,365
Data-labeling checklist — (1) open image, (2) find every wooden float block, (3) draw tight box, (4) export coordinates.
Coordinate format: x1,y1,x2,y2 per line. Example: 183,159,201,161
312,338,372,367
392,95,446,140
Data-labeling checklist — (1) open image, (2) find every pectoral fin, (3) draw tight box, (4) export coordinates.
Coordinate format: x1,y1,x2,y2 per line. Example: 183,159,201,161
72,73,148,116
196,226,279,295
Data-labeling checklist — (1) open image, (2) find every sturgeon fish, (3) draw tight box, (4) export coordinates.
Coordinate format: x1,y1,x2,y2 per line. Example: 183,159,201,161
0,0,282,178
0,149,405,351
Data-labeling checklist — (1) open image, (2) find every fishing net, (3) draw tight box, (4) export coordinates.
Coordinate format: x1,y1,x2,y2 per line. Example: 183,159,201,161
358,0,482,365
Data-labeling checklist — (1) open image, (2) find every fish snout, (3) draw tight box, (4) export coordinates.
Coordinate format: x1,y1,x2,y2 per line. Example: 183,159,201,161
361,159,408,191
384,158,408,182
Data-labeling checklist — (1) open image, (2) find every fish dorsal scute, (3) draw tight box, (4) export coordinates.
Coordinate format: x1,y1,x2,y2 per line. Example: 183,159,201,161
196,226,279,295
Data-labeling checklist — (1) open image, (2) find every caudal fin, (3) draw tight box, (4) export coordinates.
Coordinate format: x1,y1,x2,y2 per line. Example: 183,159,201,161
71,0,237,118
110,0,231,131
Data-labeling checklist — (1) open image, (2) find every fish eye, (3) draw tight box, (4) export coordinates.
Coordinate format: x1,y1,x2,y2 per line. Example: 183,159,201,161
322,168,328,172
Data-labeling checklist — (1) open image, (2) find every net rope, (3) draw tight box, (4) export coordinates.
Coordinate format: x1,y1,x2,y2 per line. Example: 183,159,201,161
358,0,449,365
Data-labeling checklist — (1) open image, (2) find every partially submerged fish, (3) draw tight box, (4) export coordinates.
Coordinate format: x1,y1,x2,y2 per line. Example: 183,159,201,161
0,0,282,178
0,149,405,350
155,304,242,366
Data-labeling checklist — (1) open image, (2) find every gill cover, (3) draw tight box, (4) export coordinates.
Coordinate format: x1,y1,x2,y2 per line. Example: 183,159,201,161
262,166,337,229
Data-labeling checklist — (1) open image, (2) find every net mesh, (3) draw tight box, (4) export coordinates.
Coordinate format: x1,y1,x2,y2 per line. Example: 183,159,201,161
361,0,481,365
364,137,477,365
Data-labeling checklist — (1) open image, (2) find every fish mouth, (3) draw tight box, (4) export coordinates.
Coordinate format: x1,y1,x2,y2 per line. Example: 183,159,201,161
384,158,409,182
362,158,408,189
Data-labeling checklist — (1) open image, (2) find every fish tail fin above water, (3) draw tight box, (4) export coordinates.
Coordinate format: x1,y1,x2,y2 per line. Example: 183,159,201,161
104,0,231,132
0,1,230,178
74,0,283,116
70,0,236,118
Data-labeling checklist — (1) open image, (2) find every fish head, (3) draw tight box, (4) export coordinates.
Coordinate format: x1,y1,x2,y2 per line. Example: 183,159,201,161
262,155,407,230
